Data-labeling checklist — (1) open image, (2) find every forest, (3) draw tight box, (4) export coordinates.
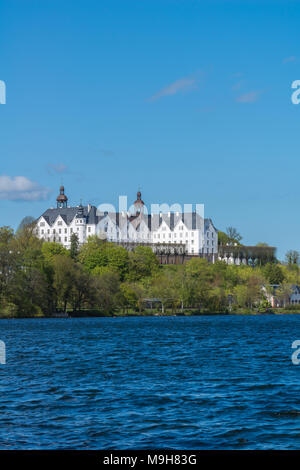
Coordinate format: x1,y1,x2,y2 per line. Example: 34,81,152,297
0,224,299,317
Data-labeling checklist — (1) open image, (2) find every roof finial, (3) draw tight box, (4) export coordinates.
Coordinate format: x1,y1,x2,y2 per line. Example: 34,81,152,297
57,183,68,208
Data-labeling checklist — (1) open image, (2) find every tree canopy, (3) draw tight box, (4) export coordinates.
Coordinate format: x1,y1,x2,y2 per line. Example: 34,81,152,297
0,224,295,317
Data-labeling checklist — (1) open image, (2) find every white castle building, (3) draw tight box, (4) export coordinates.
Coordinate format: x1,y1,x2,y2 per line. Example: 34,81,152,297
35,186,218,258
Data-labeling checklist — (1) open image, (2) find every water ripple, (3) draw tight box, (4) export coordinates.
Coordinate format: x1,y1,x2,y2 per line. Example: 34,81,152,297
0,315,300,449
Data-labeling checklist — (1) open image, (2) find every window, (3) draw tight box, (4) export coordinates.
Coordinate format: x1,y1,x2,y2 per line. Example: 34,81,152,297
57,221,62,226
65,237,67,242
88,227,91,232
40,222,45,227
59,229,61,234
41,230,44,234
65,229,67,234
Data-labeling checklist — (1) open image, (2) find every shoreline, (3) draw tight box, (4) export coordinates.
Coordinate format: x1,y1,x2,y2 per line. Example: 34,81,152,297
1,310,300,319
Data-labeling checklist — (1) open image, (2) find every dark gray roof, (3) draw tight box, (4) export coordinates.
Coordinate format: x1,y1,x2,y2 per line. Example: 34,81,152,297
40,205,100,226
291,285,300,294
204,218,218,232
40,206,217,233
151,212,204,231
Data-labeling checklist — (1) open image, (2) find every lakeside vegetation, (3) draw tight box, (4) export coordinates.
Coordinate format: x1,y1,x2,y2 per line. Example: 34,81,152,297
1,224,300,318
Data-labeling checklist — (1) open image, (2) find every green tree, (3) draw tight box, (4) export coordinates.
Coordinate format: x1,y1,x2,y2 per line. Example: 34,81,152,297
184,258,214,311
276,282,293,307
71,264,94,312
150,271,180,313
263,263,284,284
105,245,129,280
226,227,242,245
218,231,230,246
42,241,69,264
10,268,49,315
78,236,107,271
127,246,159,281
17,216,36,232
285,250,300,266
70,233,79,260
93,270,120,313
119,282,139,313
52,255,77,313
0,227,15,300
233,274,264,309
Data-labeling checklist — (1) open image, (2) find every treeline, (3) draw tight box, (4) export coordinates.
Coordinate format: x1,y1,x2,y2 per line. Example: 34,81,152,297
0,225,299,317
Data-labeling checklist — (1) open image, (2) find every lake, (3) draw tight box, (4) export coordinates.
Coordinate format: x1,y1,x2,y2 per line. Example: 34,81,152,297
0,315,300,449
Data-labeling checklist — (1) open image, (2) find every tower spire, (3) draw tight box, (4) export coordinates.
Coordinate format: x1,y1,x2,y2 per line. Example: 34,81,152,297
56,184,68,208
134,188,144,215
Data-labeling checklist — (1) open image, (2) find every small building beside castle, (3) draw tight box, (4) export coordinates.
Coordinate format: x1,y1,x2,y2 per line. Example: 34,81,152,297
35,186,219,260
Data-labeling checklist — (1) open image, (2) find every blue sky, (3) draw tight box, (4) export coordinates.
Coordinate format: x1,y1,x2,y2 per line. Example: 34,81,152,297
0,0,300,259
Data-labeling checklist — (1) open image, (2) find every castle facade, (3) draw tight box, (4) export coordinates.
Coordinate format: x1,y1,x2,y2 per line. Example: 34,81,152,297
35,186,218,259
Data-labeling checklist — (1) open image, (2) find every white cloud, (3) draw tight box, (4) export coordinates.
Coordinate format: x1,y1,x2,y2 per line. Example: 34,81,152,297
149,75,197,102
236,90,262,103
99,148,115,157
47,163,68,174
0,176,51,201
232,80,243,91
283,56,296,64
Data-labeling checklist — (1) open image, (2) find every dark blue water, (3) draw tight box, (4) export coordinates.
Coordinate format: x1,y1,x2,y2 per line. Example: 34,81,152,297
0,315,300,449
